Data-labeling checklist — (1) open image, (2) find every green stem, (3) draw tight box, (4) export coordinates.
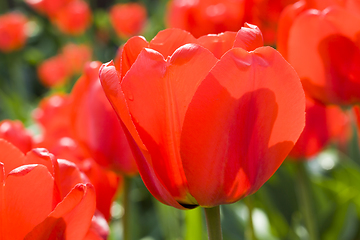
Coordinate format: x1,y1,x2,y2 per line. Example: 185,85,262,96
185,208,204,240
245,196,258,240
122,176,131,240
296,161,318,240
204,206,223,240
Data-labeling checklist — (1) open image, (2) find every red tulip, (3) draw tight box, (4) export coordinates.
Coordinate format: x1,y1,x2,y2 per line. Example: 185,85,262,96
70,61,138,175
100,25,305,208
37,54,71,87
32,94,72,142
62,43,92,74
51,0,91,36
289,98,348,160
166,0,245,39
0,12,28,52
110,3,147,39
0,120,33,153
0,139,97,239
33,93,121,220
278,0,360,105
166,0,297,45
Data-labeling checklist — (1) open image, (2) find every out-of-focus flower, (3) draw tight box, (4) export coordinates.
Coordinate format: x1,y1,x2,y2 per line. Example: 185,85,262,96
0,12,28,52
100,24,305,209
110,3,147,39
277,0,360,105
70,61,138,175
0,139,98,239
37,55,71,88
62,43,92,74
37,43,92,88
166,0,245,39
289,98,349,160
51,0,91,35
0,120,33,153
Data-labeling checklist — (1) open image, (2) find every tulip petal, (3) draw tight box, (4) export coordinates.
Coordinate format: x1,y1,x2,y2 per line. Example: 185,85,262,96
119,36,149,80
57,159,86,198
25,183,96,240
99,61,146,152
0,139,26,175
277,1,307,59
181,47,305,206
289,98,329,159
121,44,217,206
233,23,264,51
4,164,61,239
197,31,237,59
25,148,60,185
149,28,197,58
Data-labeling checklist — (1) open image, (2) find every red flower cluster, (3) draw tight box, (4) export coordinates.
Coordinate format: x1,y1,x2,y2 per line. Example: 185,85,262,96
100,24,305,208
110,3,147,39
0,12,28,52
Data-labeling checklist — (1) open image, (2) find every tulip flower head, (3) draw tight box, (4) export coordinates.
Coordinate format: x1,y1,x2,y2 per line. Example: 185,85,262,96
278,0,360,105
0,139,97,239
100,24,305,209
51,0,92,36
0,12,28,52
37,54,71,87
110,3,147,39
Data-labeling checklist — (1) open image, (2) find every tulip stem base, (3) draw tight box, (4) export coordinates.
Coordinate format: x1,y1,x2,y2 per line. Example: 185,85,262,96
204,206,223,240
122,176,132,240
296,161,318,240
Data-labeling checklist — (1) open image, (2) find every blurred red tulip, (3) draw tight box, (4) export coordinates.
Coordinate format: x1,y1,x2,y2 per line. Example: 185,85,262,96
37,43,92,87
0,12,28,52
100,25,305,208
110,3,147,39
62,43,92,74
37,55,71,87
0,120,33,153
70,61,138,175
51,0,91,36
278,0,360,105
32,94,72,143
166,0,297,45
289,98,349,160
0,139,97,239
166,0,245,39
